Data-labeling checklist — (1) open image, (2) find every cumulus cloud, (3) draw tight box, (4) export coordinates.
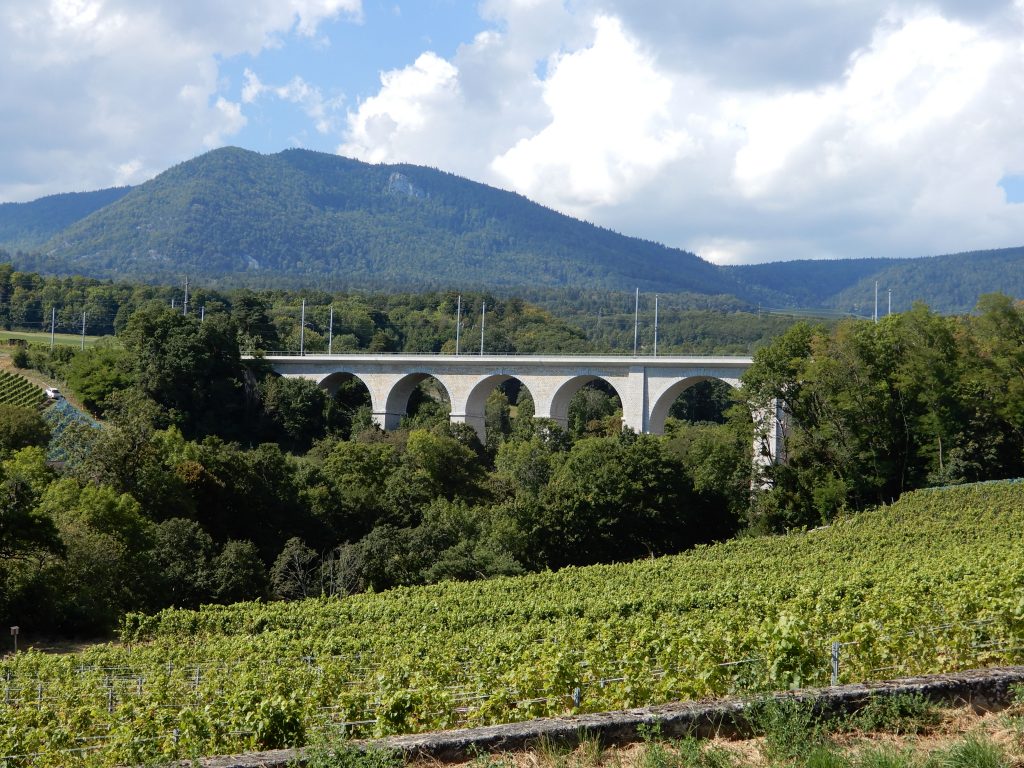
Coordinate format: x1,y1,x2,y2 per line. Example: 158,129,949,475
337,0,571,178
490,16,692,210
340,52,460,164
337,0,1024,264
0,0,359,201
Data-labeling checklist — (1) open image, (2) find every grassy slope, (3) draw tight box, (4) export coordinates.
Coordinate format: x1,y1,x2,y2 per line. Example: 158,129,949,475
0,329,104,347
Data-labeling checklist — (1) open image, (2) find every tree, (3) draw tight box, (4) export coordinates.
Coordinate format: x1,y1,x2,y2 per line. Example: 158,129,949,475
151,518,216,609
537,435,696,567
0,448,61,562
120,303,248,438
567,384,621,438
0,405,50,453
35,478,156,630
316,440,398,537
665,416,751,538
403,428,485,501
231,291,280,350
259,375,328,450
484,388,512,451
972,294,1024,444
213,540,269,603
493,435,558,498
270,537,319,600
63,343,134,415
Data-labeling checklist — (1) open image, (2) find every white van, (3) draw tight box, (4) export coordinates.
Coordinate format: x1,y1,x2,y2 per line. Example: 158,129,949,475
45,387,62,400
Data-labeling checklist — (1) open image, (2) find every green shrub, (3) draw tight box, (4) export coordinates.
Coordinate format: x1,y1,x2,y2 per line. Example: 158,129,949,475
848,695,938,736
936,735,1009,768
743,698,831,761
302,744,404,768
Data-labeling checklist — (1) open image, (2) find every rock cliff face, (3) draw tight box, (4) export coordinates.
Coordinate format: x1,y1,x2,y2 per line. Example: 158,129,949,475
386,172,428,200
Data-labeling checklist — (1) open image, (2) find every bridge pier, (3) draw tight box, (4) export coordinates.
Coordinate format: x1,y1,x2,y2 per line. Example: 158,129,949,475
449,411,487,439
372,410,405,431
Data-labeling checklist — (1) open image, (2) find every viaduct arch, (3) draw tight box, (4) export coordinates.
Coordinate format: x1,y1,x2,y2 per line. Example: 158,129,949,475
253,354,783,465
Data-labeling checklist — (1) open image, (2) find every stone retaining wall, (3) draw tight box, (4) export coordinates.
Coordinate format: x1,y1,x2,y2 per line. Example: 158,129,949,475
190,665,1024,768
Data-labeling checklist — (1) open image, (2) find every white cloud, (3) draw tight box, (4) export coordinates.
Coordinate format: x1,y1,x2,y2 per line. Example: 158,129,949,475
206,97,249,146
242,69,341,134
0,0,359,200
718,9,1020,260
339,52,461,164
490,16,692,209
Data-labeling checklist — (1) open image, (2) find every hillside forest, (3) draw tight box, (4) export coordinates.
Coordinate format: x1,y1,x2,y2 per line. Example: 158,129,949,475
1,262,1024,636
2,147,1023,315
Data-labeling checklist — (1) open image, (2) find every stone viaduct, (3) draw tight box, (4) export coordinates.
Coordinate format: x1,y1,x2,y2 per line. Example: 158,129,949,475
255,354,783,464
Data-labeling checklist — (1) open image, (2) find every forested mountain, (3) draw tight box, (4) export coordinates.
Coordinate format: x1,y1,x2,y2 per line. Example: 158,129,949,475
9,147,733,295
826,246,1024,314
728,246,1024,314
1,147,1021,313
0,186,131,250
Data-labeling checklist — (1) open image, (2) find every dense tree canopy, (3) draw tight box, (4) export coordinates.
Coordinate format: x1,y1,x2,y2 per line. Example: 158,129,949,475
743,297,1024,530
3,271,1023,638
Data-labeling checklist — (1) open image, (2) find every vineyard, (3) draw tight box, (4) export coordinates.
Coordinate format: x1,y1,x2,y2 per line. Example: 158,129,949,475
2,481,1024,766
0,370,45,409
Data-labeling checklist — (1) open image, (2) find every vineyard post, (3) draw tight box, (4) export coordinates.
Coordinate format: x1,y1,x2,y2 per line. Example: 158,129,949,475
830,642,841,686
9,626,17,654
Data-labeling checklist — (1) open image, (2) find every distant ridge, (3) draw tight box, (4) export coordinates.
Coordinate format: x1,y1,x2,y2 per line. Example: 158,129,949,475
729,246,1024,314
0,186,132,249
0,146,1021,314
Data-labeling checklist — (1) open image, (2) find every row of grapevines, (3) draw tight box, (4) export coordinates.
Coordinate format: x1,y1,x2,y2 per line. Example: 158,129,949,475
1,482,1022,766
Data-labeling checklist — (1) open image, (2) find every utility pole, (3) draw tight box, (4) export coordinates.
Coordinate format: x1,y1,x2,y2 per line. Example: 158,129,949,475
183,276,189,316
653,295,659,356
299,299,306,356
888,289,892,317
328,305,334,354
873,281,879,323
81,311,86,350
480,301,486,355
455,295,462,355
633,288,639,355
200,306,205,323
50,307,55,349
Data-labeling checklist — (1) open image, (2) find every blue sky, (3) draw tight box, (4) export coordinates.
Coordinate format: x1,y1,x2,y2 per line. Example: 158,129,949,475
1000,175,1024,204
2,0,1023,264
220,1,487,151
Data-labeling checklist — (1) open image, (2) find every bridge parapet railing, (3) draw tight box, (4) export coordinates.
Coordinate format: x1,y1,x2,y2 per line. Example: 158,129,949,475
244,350,753,360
